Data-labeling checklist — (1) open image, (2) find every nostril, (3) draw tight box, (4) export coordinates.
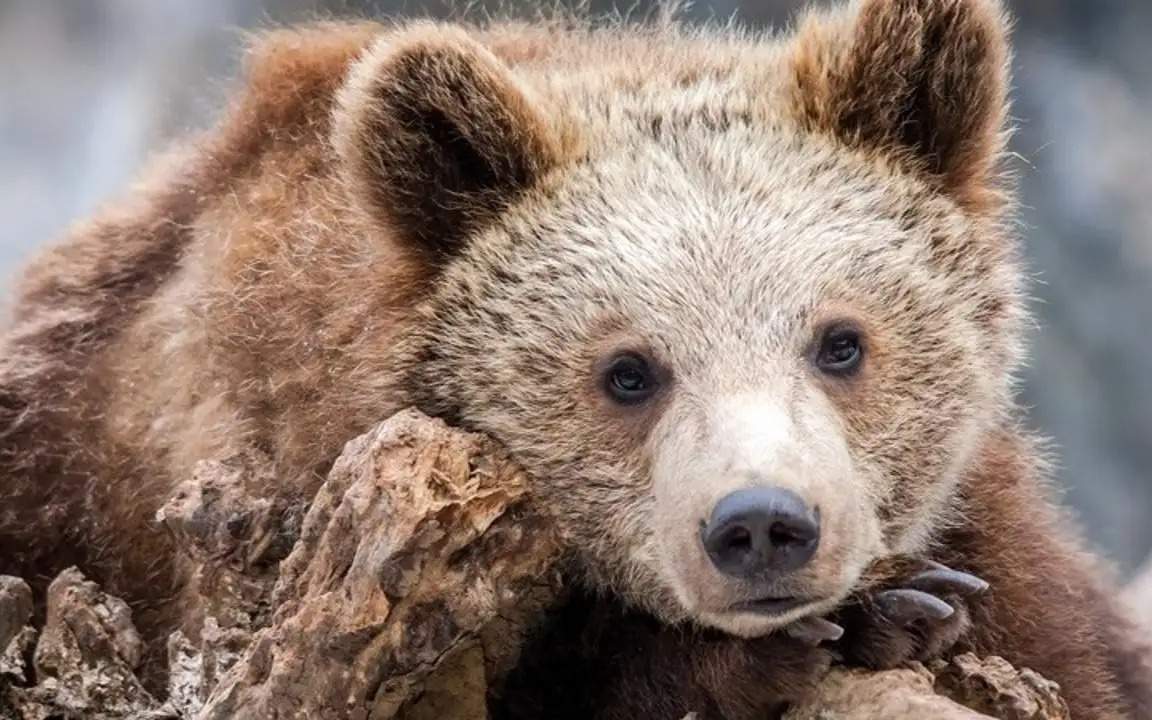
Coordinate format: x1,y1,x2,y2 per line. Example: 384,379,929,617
768,516,818,548
702,487,821,578
768,521,799,548
725,526,752,550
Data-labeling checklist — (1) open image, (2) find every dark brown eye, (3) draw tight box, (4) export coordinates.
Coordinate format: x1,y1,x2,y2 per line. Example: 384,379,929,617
604,353,657,405
816,326,864,376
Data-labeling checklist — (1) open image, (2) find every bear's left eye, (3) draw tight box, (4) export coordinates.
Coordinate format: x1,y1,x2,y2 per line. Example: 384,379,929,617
604,353,658,405
815,325,864,376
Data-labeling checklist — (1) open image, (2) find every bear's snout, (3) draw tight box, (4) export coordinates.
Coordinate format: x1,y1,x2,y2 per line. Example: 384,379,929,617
700,487,820,580
648,393,882,634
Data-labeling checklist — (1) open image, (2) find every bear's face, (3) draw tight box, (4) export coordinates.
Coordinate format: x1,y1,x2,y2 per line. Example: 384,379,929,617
415,131,1018,635
336,0,1017,635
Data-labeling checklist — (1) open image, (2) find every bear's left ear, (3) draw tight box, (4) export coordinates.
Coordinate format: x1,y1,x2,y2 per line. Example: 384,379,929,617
790,0,1011,211
333,25,566,262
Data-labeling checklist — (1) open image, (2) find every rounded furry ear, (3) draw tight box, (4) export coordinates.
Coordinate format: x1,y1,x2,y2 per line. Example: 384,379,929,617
333,25,564,260
790,0,1011,210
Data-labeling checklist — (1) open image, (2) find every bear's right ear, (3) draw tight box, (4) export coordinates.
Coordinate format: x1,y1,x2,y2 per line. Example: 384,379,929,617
333,26,565,262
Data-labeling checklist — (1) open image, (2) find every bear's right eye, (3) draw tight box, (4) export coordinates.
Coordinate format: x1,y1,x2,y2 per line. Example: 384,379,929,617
604,353,658,406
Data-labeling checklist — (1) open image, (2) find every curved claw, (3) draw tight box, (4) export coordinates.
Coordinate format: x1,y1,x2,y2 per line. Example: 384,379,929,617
874,588,955,625
906,566,989,597
785,616,845,646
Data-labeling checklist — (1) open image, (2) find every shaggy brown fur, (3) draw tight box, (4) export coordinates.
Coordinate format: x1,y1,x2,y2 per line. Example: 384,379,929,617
1,2,1149,718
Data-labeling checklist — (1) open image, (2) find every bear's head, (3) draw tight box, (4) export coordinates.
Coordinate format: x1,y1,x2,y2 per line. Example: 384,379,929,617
334,0,1020,637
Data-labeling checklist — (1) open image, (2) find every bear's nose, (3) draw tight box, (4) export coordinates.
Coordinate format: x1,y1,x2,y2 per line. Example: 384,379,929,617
701,487,820,578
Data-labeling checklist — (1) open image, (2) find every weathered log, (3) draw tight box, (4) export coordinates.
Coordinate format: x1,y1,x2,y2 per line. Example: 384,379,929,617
933,653,1072,720
0,577,32,660
785,664,990,720
154,448,304,713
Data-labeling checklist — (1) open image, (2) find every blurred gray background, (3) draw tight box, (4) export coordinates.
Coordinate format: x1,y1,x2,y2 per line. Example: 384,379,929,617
1,0,1149,574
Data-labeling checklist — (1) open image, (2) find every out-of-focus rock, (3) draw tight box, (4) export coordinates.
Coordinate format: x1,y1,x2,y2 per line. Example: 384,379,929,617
786,653,1071,720
0,575,33,661
934,653,1072,720
7,567,162,719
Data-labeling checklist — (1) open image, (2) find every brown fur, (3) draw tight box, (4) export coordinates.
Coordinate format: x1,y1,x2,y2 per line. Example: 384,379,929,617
1,4,1148,718
944,431,1152,719
334,25,576,261
791,0,1011,212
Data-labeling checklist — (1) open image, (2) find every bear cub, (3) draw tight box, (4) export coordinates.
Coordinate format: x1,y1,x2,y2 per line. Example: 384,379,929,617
1,0,1149,718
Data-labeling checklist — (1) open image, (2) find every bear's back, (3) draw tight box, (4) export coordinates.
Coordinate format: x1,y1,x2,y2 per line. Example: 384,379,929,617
0,22,395,630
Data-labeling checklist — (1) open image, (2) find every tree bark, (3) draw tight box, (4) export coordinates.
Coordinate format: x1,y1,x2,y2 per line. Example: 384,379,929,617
0,410,1088,719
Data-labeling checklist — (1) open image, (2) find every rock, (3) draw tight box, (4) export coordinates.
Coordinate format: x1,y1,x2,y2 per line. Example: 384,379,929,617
785,665,993,720
155,448,303,707
934,653,1071,720
194,409,562,720
785,653,1073,720
0,627,35,683
0,576,33,660
6,567,161,719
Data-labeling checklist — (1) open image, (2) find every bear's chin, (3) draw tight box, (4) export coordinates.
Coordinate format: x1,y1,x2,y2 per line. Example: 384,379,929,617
692,595,844,638
632,575,847,639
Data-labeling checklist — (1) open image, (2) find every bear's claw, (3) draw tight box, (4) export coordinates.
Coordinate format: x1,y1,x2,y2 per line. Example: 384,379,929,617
834,560,988,668
786,562,988,649
873,588,955,624
874,562,988,626
785,616,845,645
904,562,990,597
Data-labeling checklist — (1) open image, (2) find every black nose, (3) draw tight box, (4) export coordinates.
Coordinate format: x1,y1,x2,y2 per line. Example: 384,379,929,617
701,487,820,578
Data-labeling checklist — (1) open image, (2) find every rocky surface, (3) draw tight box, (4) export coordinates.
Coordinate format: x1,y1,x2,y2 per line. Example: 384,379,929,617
193,410,562,719
0,410,1082,720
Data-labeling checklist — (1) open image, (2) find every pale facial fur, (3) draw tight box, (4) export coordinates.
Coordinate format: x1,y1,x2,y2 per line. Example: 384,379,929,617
407,118,1016,633
650,390,882,636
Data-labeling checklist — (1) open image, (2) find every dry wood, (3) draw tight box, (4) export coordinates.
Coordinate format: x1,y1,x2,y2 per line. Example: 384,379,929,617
155,447,304,715
0,410,1089,720
782,652,1071,720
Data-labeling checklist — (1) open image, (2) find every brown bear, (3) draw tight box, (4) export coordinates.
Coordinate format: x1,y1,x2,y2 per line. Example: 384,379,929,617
1,0,1149,718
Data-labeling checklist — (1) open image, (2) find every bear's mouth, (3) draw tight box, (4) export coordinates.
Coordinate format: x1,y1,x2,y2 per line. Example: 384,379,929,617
729,595,820,616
